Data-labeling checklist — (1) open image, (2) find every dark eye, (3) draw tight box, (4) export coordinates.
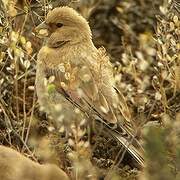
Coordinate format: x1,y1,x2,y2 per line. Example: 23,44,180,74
56,23,63,28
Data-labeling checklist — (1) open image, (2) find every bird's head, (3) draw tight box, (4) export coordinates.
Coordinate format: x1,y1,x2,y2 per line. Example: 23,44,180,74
36,7,92,48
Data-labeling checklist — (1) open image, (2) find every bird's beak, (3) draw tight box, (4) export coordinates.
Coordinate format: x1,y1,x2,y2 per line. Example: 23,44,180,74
35,21,49,37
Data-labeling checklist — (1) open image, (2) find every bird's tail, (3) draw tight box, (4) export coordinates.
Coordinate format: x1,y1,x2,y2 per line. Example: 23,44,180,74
94,119,145,169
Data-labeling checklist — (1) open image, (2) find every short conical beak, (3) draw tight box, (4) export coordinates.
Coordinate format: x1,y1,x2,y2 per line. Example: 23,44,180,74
35,21,48,31
35,21,49,37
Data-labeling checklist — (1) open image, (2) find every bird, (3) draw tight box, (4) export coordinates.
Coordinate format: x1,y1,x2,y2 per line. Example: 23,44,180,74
0,145,69,180
35,6,144,168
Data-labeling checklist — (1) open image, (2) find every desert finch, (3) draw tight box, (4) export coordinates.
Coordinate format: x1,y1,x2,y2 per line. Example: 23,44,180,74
35,6,144,168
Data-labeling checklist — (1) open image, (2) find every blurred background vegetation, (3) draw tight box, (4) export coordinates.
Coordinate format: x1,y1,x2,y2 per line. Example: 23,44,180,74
0,0,180,179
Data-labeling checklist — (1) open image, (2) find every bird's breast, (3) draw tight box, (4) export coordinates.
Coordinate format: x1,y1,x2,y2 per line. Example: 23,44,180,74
38,44,97,69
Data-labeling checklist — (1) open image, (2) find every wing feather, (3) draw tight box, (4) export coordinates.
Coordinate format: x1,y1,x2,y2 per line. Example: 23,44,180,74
43,58,117,123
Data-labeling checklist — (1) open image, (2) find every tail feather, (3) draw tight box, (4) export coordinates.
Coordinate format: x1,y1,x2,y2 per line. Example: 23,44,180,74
94,119,144,169
109,128,144,168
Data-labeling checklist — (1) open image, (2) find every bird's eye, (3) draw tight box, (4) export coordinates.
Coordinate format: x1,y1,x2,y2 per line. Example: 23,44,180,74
56,23,63,28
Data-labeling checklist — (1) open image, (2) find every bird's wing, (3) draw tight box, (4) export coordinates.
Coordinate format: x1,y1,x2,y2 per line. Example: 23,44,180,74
44,53,118,123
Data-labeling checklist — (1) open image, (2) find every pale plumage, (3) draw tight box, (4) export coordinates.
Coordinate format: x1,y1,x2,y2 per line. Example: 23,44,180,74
35,6,144,167
36,7,119,123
